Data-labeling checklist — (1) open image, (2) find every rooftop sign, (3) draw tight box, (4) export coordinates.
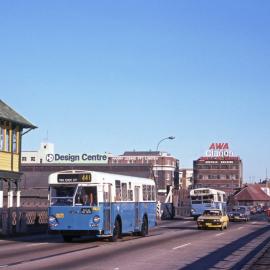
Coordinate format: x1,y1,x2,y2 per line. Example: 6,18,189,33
205,143,234,158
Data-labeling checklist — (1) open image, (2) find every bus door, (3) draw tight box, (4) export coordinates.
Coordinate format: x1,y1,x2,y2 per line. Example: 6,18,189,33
135,186,140,230
103,184,112,234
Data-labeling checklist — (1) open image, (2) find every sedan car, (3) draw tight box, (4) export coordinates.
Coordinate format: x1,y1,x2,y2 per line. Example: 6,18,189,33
197,209,229,230
228,206,250,222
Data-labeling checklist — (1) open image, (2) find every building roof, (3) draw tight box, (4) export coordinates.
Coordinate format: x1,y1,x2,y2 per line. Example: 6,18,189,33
122,151,172,157
234,184,270,201
123,151,160,156
0,100,37,129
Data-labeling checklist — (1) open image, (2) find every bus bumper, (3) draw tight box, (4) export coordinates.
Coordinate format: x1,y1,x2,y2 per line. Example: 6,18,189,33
48,229,106,237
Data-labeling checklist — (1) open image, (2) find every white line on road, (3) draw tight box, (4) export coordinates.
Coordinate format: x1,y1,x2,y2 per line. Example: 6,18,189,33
0,265,9,268
183,221,191,224
237,227,244,230
26,242,49,247
172,243,191,250
215,232,225,236
251,222,257,224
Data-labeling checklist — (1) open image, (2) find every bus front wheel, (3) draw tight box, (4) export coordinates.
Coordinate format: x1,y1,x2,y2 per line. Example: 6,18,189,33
62,235,73,242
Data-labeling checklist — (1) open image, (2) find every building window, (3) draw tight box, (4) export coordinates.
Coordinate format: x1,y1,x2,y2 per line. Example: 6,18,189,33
5,129,10,152
31,157,36,162
0,127,4,151
22,157,27,162
12,129,17,153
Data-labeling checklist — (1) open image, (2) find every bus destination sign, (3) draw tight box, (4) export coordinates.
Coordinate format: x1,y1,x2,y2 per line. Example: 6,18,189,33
57,173,92,183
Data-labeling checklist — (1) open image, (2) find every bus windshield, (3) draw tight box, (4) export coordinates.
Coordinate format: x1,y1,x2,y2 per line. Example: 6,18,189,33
50,185,77,206
75,186,98,206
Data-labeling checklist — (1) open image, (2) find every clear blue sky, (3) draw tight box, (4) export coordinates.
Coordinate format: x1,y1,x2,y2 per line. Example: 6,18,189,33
1,1,270,182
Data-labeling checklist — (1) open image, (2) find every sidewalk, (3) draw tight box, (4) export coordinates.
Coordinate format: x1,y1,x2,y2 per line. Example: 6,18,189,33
247,243,270,269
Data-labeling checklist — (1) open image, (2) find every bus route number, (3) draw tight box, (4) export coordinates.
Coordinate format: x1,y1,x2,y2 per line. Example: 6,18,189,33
81,174,91,182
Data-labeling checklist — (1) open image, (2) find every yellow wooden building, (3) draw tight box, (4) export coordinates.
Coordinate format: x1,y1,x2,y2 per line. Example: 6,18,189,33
0,100,36,209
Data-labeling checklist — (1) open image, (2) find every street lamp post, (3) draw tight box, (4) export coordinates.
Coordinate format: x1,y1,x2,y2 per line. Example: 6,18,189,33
155,136,175,215
156,136,175,151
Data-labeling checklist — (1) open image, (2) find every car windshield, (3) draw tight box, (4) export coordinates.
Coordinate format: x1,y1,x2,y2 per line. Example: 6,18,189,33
203,210,221,216
50,185,77,206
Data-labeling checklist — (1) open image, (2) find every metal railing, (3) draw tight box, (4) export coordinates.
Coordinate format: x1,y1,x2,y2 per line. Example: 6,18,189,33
0,207,48,235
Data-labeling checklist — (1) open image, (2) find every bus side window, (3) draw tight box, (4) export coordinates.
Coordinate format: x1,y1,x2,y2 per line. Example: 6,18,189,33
151,185,155,201
143,185,147,201
115,180,121,201
122,183,127,201
128,190,133,201
147,185,151,201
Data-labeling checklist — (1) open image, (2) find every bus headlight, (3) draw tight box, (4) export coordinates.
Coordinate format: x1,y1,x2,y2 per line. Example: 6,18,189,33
191,208,196,213
93,215,100,224
48,216,59,227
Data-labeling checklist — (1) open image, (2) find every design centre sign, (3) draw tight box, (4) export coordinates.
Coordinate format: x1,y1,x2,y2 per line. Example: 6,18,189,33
45,153,108,164
205,143,234,157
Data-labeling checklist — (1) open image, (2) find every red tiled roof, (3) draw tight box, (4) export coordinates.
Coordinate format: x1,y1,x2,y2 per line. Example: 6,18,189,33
234,184,270,201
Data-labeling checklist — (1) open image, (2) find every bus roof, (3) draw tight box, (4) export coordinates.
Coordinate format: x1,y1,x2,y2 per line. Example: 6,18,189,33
190,188,226,195
48,170,155,185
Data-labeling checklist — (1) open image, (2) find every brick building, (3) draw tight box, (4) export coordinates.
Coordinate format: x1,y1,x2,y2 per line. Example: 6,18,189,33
109,151,179,194
193,143,243,194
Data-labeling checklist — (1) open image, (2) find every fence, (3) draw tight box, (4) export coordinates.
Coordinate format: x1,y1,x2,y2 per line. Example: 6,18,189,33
0,207,48,236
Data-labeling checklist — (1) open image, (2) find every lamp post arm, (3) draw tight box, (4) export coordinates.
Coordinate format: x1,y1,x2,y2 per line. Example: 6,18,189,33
156,138,167,151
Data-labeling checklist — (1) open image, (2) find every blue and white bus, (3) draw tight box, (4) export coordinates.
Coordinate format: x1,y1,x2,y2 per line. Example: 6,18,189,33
48,170,156,242
190,188,227,220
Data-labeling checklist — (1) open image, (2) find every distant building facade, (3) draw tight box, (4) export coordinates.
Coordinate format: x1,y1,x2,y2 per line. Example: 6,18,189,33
179,168,193,189
230,184,270,207
193,143,243,194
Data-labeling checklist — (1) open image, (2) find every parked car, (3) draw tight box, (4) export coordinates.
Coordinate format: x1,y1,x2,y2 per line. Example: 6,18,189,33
228,206,250,222
197,209,229,230
250,206,257,215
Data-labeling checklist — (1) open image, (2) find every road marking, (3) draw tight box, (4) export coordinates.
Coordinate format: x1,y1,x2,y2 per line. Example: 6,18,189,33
215,232,225,236
237,227,244,230
172,243,191,250
0,265,9,268
183,221,190,224
251,222,257,224
26,242,49,247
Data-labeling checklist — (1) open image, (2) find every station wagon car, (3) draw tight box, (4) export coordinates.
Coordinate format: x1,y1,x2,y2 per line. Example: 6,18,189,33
197,209,229,230
228,206,250,222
